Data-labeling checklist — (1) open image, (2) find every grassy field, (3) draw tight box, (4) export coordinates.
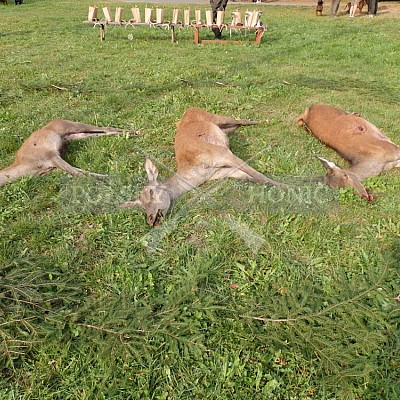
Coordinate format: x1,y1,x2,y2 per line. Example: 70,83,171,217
1,0,399,399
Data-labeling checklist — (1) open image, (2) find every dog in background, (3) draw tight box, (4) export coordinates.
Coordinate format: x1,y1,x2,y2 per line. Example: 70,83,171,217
345,0,367,14
357,0,366,12
316,0,323,16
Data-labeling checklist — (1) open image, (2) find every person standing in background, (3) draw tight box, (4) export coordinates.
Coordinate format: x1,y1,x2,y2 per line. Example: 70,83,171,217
330,0,341,16
349,0,357,17
368,0,378,17
210,0,229,39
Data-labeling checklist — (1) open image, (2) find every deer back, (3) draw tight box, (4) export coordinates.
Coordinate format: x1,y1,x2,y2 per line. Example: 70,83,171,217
174,120,230,170
176,107,241,129
14,128,64,164
298,104,400,165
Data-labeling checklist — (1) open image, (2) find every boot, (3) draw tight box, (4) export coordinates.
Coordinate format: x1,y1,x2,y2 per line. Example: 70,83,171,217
212,27,222,39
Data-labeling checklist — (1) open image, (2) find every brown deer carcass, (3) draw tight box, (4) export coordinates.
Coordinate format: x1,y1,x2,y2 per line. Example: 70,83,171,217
297,104,400,201
122,108,288,226
0,120,140,186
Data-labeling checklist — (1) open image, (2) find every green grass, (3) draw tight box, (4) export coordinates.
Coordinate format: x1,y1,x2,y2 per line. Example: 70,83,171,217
1,1,400,399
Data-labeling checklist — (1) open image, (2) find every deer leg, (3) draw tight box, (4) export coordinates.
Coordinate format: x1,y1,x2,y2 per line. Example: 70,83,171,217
218,119,260,135
209,168,256,181
40,120,139,141
65,129,140,141
220,120,260,134
213,152,289,188
0,162,36,186
209,112,260,134
51,155,108,178
64,127,140,141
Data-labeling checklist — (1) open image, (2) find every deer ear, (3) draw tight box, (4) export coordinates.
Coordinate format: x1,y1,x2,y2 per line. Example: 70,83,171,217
120,199,142,209
317,157,339,174
144,158,159,183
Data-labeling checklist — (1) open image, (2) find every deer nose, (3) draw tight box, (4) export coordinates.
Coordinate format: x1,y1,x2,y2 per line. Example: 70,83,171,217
147,211,164,227
152,211,164,227
147,214,155,226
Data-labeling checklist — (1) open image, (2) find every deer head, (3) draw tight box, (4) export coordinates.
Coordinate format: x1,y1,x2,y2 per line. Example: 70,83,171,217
317,157,373,201
121,158,171,227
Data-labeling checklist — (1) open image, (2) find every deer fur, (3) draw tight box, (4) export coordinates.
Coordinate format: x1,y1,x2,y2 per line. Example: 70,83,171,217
0,119,140,186
297,104,400,201
122,108,288,226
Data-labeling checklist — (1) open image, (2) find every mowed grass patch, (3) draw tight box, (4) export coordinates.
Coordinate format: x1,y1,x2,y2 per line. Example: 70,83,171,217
1,1,400,399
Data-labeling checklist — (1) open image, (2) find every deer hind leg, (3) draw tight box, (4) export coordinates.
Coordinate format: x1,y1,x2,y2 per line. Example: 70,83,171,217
51,155,108,178
201,110,260,134
0,162,37,186
65,128,140,141
214,116,260,134
219,120,260,134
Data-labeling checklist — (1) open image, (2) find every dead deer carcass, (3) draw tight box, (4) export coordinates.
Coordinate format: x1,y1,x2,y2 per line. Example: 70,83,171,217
0,119,140,186
297,104,400,201
122,108,288,226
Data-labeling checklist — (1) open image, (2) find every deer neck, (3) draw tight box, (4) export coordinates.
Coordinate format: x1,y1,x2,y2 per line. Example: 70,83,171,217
345,162,385,180
162,169,209,201
0,162,33,186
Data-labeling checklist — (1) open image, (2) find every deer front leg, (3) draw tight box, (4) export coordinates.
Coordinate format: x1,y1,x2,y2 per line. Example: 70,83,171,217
51,156,108,178
209,168,257,181
213,151,290,188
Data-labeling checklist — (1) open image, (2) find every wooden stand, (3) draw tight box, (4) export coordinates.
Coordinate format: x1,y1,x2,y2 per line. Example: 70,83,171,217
193,25,264,45
84,7,265,45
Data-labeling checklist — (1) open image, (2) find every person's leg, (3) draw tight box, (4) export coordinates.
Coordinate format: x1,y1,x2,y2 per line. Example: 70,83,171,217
330,0,341,16
368,0,377,16
210,0,228,38
211,0,227,20
349,0,357,16
372,0,378,15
